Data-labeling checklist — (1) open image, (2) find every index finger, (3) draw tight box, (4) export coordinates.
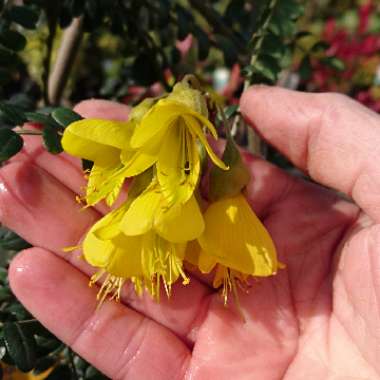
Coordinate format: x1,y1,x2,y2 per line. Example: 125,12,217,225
240,86,380,222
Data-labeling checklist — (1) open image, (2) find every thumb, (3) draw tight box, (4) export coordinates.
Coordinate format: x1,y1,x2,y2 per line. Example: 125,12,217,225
240,86,380,222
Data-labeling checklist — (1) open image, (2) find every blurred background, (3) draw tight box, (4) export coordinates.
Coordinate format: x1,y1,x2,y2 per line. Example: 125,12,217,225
0,0,379,378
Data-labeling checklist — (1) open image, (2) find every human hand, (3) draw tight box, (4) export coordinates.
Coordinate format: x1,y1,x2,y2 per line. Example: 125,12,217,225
1,86,379,379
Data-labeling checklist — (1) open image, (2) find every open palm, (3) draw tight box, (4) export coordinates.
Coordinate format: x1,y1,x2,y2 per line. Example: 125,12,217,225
1,87,379,379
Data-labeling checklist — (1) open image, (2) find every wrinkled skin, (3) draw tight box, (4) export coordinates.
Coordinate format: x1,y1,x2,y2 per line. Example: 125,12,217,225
1,87,380,379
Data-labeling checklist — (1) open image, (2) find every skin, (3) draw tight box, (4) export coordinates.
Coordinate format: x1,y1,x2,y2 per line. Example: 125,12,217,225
0,86,379,379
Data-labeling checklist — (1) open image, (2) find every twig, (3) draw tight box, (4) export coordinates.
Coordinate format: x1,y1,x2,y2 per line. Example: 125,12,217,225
48,16,84,105
240,0,278,156
42,4,59,105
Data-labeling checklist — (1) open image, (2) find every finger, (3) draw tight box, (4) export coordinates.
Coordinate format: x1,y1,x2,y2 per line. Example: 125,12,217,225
240,86,380,221
0,161,99,253
0,160,212,343
73,99,130,120
9,248,190,380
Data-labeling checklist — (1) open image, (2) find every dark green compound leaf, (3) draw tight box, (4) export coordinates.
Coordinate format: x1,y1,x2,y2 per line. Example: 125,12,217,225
0,227,31,251
5,6,39,29
3,322,37,372
42,127,63,154
51,107,82,128
25,112,62,130
253,54,281,82
0,29,27,51
0,129,23,163
0,102,26,125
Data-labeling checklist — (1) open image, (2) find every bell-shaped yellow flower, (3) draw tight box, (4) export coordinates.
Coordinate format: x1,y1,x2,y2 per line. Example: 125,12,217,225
83,200,191,302
61,98,156,206
187,194,282,302
124,82,228,207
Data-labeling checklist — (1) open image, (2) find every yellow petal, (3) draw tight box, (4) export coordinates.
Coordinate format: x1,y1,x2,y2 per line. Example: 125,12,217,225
198,194,279,276
62,119,133,166
65,119,133,149
184,115,228,170
155,195,205,243
83,215,116,267
120,183,162,236
120,148,158,177
130,101,179,148
106,234,144,278
156,119,200,206
86,164,125,206
185,240,216,273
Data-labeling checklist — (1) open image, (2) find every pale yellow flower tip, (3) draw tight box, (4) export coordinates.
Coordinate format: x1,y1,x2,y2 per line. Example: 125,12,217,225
198,194,281,277
62,119,133,166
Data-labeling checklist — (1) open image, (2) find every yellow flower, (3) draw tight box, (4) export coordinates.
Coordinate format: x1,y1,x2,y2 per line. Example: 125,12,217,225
187,194,282,303
124,82,228,207
61,98,155,206
83,179,205,301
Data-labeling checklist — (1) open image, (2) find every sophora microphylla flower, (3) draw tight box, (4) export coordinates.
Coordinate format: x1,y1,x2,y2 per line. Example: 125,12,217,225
61,98,155,206
62,75,282,306
83,177,204,301
186,194,282,304
124,81,228,206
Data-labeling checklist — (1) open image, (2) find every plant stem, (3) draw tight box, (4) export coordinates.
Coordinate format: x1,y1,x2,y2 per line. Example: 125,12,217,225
42,4,59,106
241,0,278,156
48,16,84,105
17,130,42,135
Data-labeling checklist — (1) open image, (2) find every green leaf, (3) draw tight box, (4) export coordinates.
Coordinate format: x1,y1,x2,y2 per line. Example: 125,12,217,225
45,364,72,379
0,287,12,303
0,102,26,125
5,6,39,29
0,29,26,51
85,365,105,379
0,129,23,163
51,107,82,128
321,56,345,71
261,32,285,59
25,112,61,130
299,55,312,80
0,227,30,251
3,322,37,372
42,127,63,154
253,54,281,82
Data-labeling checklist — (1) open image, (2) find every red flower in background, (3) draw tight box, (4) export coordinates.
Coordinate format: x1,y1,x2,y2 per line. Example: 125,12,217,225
309,0,380,112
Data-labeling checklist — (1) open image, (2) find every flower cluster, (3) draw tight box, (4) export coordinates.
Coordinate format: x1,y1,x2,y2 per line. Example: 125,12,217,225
62,77,282,304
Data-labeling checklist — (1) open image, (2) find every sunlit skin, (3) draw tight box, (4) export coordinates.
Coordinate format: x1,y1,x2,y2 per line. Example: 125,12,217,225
1,86,380,379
